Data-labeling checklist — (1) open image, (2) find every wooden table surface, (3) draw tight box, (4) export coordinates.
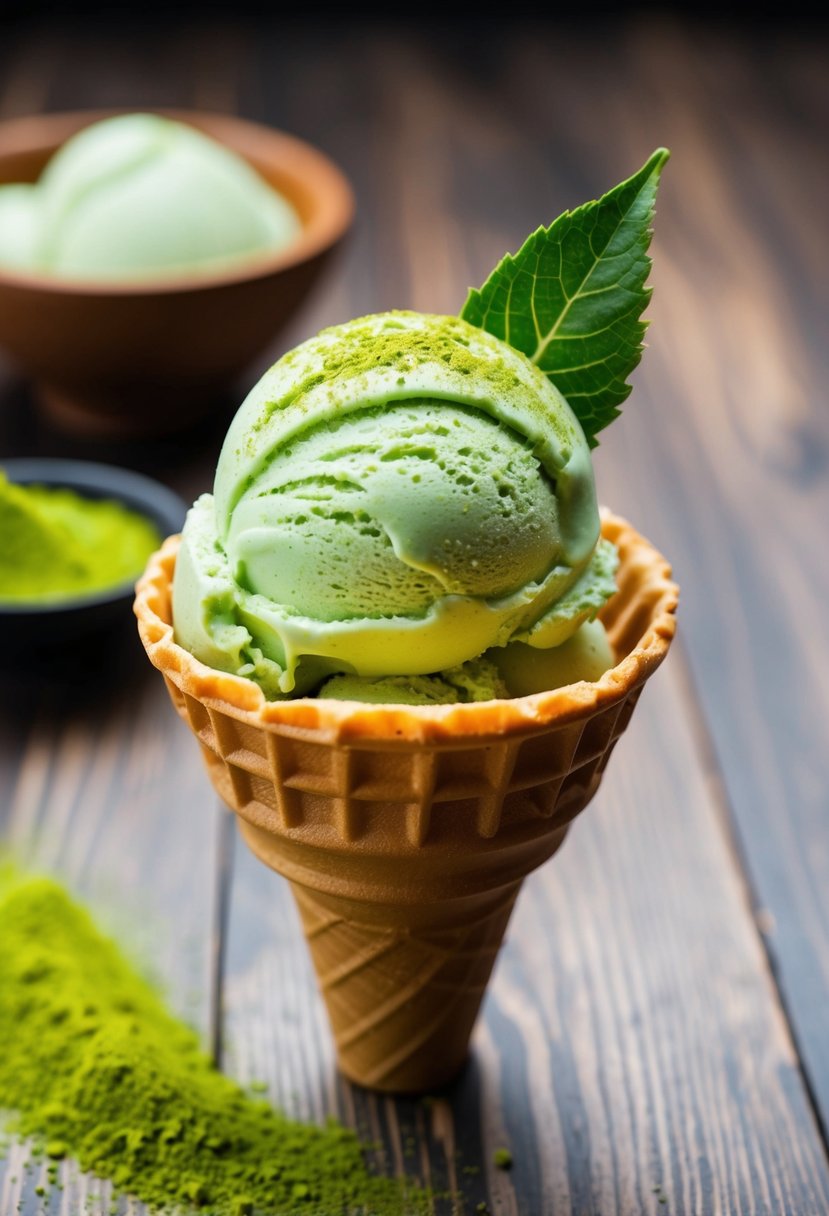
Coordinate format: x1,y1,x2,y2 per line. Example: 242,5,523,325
1,15,828,1215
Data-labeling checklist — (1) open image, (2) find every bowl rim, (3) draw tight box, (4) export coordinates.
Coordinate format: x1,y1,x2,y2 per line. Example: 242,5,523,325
0,108,355,297
0,456,187,615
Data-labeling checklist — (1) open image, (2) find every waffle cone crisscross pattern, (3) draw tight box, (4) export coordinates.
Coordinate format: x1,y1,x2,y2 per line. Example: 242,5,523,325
136,511,678,1091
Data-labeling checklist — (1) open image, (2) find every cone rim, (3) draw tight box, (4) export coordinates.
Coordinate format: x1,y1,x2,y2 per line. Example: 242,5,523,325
134,509,678,744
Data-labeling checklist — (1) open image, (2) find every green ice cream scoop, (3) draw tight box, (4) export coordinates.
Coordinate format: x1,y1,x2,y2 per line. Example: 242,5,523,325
0,113,300,280
0,185,41,270
174,311,614,697
226,398,562,615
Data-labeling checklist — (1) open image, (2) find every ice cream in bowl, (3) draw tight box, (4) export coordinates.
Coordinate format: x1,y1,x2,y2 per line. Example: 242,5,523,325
136,151,678,1092
0,110,353,435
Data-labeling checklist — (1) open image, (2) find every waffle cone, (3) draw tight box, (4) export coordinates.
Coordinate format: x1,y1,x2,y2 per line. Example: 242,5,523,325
135,511,677,1091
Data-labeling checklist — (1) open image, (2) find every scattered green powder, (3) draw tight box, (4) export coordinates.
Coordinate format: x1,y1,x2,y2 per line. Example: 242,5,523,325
0,471,160,603
0,869,430,1215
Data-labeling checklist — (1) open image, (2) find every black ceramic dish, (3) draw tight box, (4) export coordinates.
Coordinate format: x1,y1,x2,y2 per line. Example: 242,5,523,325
0,458,186,653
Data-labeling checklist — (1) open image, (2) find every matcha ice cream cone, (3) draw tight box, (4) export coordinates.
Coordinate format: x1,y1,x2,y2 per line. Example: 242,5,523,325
136,511,676,1091
136,149,676,1090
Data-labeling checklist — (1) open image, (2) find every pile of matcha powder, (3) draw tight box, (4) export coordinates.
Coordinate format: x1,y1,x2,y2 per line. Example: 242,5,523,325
0,869,430,1215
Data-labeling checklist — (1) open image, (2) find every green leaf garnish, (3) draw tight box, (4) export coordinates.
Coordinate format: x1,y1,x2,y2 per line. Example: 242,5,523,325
461,148,669,447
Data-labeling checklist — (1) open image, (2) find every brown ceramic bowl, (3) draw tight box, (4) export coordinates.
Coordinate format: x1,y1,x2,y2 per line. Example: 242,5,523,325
0,110,354,436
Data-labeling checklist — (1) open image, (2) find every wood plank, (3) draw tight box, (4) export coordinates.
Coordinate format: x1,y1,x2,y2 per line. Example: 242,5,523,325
222,656,829,1213
534,21,829,1139
214,20,829,1213
422,6,829,1144
0,35,227,1216
0,675,221,1214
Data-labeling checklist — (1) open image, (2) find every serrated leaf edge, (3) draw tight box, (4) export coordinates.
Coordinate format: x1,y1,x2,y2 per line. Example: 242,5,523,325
461,148,669,446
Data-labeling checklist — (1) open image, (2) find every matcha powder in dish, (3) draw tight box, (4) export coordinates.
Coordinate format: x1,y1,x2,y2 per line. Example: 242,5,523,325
0,472,161,604
0,869,430,1215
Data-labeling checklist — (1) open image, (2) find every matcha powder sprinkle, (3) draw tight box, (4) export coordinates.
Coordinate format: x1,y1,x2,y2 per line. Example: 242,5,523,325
0,871,430,1215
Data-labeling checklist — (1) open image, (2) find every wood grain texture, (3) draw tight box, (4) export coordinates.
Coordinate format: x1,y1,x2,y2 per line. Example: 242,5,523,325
0,670,222,1214
214,19,829,1214
222,662,829,1213
513,20,829,1140
0,34,224,1216
1,14,828,1216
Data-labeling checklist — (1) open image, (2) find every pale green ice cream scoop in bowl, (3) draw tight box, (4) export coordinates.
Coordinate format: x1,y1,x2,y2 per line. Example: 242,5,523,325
136,151,678,1093
0,113,300,281
0,110,353,436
